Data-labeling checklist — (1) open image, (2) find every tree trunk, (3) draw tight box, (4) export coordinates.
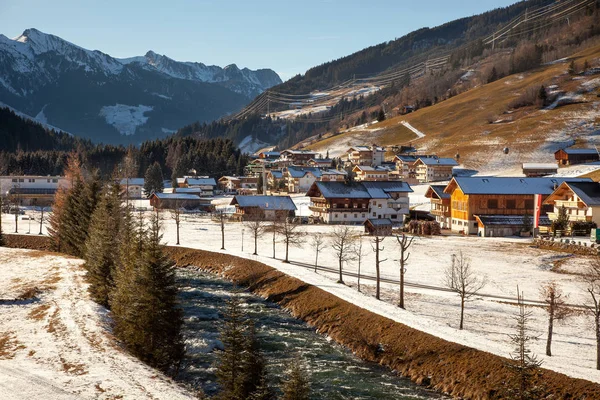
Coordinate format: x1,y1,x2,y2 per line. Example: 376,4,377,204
39,208,44,235
284,240,289,263
459,295,465,330
254,235,258,255
314,251,318,272
399,265,405,309
221,222,225,250
176,222,180,245
375,241,380,299
272,231,276,258
546,307,554,356
596,312,600,370
358,259,361,293
338,258,344,284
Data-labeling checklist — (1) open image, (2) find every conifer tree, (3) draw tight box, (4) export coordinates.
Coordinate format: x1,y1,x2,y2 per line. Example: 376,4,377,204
281,356,311,400
143,162,164,197
85,183,122,307
71,171,102,257
58,178,85,256
0,195,5,247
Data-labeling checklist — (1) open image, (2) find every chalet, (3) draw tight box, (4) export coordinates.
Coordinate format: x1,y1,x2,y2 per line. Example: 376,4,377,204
352,165,395,181
544,181,600,226
279,149,319,166
554,148,599,166
218,176,259,194
285,166,345,193
230,195,296,221
522,163,558,177
307,158,333,168
183,177,217,196
425,185,451,229
149,192,213,211
345,146,385,167
306,181,412,224
393,155,419,181
0,175,68,206
258,151,280,160
363,218,393,236
245,158,279,176
414,157,458,183
267,170,285,191
444,177,593,235
120,178,145,199
475,215,552,237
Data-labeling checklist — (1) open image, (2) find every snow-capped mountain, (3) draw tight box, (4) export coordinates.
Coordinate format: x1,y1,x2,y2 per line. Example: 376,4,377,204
0,28,282,144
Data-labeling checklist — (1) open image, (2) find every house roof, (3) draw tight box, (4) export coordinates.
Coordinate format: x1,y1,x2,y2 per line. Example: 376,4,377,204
308,181,412,199
152,193,201,200
287,166,323,178
185,178,217,186
260,151,280,157
425,185,451,199
416,157,459,166
230,195,297,210
269,171,284,179
175,188,202,193
364,218,393,227
219,176,241,182
120,178,144,186
522,163,558,170
309,158,333,164
393,155,418,163
353,165,390,172
475,215,551,227
558,148,599,155
565,182,600,206
281,149,317,155
446,177,593,195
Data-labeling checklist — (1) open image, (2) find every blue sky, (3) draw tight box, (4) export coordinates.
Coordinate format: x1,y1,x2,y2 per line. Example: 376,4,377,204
0,0,519,81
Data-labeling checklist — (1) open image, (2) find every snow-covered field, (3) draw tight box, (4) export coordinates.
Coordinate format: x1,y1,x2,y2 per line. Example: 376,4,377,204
0,247,194,399
99,104,153,136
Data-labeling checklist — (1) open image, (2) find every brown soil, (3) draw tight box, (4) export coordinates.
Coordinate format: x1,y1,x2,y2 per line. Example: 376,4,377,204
165,246,600,400
4,235,52,251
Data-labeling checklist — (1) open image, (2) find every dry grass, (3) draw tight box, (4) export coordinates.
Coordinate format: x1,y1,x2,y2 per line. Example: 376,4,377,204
17,286,40,300
28,303,51,321
60,356,87,375
0,331,25,359
581,169,600,182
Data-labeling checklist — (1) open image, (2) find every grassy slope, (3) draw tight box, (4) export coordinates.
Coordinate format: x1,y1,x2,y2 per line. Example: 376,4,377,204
309,44,600,174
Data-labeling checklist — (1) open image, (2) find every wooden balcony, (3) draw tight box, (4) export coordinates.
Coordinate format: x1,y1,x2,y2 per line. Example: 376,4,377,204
309,206,369,213
431,209,448,217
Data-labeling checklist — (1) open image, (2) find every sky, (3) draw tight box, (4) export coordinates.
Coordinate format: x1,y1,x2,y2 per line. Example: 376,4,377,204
0,0,519,81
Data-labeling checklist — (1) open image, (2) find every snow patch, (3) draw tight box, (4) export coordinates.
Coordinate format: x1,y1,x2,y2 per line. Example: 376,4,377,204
99,104,153,136
400,121,426,138
238,135,270,154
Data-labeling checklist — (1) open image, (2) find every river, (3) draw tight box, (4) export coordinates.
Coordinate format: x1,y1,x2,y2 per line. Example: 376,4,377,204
177,267,447,399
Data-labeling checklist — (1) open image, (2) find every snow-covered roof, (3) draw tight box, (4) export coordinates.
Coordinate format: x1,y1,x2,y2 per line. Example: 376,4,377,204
309,181,412,199
260,151,280,158
354,165,393,172
348,146,372,152
231,195,297,210
522,163,558,170
287,166,322,178
416,157,458,166
219,176,241,182
175,188,202,193
394,155,419,163
475,215,551,226
185,178,217,186
120,178,145,186
364,218,393,227
447,177,592,195
564,182,600,206
309,158,333,164
152,193,201,200
321,169,346,175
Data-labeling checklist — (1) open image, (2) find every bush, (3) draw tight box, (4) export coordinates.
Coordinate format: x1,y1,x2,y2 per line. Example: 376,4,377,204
570,221,597,234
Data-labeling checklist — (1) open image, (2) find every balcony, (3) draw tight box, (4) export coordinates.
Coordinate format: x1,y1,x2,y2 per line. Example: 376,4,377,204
554,200,584,208
309,206,368,213
431,209,448,217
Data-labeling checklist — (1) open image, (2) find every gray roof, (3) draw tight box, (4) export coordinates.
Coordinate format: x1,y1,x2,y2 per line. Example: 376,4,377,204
476,215,551,227
175,188,202,193
231,195,297,211
364,218,393,226
560,148,599,155
449,177,593,195
428,185,451,199
565,182,600,206
185,178,217,186
522,163,558,170
153,193,201,200
394,155,418,163
120,178,144,186
287,166,322,178
417,157,459,166
311,181,412,199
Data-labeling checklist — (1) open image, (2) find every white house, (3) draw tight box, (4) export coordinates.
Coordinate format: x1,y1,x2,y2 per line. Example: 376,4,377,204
183,177,218,196
0,175,68,206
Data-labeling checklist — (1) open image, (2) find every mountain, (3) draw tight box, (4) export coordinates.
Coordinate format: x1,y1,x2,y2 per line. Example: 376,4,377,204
0,28,281,144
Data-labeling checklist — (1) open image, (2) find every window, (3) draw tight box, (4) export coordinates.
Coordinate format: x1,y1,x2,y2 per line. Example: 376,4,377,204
344,214,347,218
362,214,365,218
525,199,533,210
29,179,35,183
391,214,397,219
19,179,24,183
354,214,357,218
12,178,17,183
506,199,516,209
487,199,498,209
373,212,376,217
47,179,51,183
378,204,382,209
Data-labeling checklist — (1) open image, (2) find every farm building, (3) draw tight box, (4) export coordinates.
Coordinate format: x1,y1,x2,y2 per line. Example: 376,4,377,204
183,177,217,196
149,192,213,211
279,149,319,166
352,165,396,181
475,215,551,237
554,148,599,166
363,218,393,236
522,163,558,177
230,195,296,221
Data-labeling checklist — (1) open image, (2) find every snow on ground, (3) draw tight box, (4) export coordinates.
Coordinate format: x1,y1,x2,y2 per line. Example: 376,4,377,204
0,247,194,400
270,105,330,120
98,104,153,136
238,135,271,155
401,121,425,138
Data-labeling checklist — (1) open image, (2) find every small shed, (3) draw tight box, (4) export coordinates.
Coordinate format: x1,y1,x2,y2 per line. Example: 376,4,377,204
475,215,551,237
149,192,213,211
522,163,558,177
231,195,296,221
363,218,393,236
554,148,599,166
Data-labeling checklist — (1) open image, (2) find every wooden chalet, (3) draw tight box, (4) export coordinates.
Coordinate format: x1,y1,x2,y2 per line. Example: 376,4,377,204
425,185,451,229
544,181,600,226
554,148,599,166
352,165,394,181
444,177,592,235
230,195,296,221
414,157,458,183
279,149,318,166
363,218,393,236
0,175,68,206
345,146,385,167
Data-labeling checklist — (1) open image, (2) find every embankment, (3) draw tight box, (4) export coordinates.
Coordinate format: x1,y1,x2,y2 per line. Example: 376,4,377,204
5,235,600,399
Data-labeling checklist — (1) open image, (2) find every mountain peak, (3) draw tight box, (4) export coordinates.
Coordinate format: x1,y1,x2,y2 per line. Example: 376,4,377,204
15,28,45,43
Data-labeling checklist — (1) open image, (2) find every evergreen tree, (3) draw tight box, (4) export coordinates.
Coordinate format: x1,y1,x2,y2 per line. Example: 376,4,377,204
71,171,102,257
240,322,270,398
84,183,122,307
0,195,5,247
58,178,85,256
554,205,569,232
568,60,577,75
377,108,386,122
487,66,498,83
143,162,164,197
537,85,547,108
257,174,264,195
281,357,311,400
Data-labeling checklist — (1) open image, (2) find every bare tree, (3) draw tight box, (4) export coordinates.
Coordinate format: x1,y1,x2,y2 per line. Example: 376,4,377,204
270,222,278,258
371,236,387,299
443,251,487,330
396,234,414,309
213,208,227,250
331,226,356,284
539,281,571,357
244,210,266,256
353,238,367,292
278,218,304,263
170,201,181,246
35,206,49,235
583,260,600,370
310,233,326,272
